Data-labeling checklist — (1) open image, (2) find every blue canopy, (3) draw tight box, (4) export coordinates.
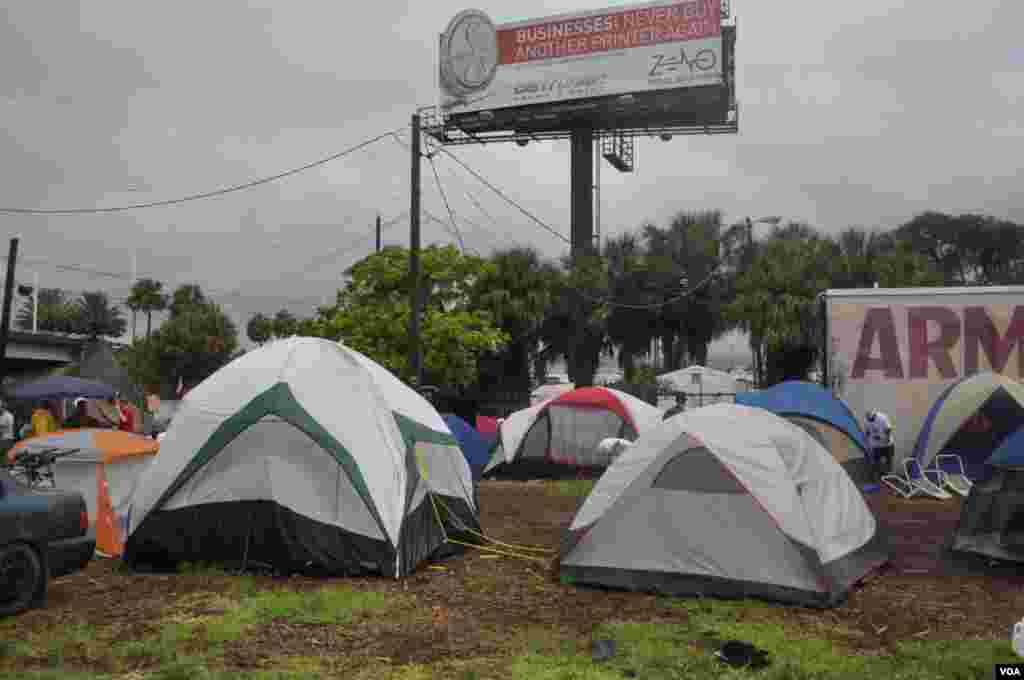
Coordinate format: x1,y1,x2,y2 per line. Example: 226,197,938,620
986,426,1024,468
443,414,492,481
735,381,868,452
9,375,116,401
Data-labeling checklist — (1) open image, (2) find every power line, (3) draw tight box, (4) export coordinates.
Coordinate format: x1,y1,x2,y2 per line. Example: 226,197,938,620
575,265,723,310
428,156,465,253
0,127,406,215
434,146,571,245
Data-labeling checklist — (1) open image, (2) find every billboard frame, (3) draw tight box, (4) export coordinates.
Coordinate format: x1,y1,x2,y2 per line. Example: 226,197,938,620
425,16,737,145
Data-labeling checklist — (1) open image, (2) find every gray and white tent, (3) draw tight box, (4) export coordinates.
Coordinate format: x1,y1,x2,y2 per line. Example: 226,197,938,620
560,404,888,607
124,337,479,577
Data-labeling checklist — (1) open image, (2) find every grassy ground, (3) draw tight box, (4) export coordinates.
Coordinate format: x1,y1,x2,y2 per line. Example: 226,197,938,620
1,480,1019,679
2,589,1012,679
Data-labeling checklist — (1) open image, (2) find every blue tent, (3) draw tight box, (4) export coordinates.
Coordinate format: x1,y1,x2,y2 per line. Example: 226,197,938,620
9,375,116,401
735,381,873,485
443,414,492,481
986,426,1024,468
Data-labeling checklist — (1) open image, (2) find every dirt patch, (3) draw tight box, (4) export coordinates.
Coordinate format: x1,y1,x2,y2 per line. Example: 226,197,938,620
7,482,1024,672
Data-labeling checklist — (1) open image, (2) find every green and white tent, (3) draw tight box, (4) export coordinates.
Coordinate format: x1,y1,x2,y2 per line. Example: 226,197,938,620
124,337,479,577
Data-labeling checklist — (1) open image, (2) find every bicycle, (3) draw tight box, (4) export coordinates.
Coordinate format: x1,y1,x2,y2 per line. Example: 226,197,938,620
6,447,83,489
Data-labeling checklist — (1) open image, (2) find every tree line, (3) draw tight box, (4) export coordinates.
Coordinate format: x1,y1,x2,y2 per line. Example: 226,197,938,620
244,210,1024,393
22,279,239,393
26,209,1017,397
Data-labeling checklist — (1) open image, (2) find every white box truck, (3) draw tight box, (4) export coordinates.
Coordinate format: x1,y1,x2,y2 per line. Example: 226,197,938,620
820,286,1024,464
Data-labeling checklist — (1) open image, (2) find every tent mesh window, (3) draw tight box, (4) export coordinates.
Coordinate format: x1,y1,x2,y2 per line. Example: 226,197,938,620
958,469,1024,552
519,413,551,460
651,447,746,494
548,406,624,466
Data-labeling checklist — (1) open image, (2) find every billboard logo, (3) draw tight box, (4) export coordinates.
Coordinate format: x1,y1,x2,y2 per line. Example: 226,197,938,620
439,9,500,99
513,75,608,96
649,47,718,77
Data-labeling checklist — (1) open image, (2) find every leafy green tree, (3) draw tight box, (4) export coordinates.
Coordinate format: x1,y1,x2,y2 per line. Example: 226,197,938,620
123,284,239,389
272,309,298,339
246,312,273,344
16,288,81,333
126,278,168,339
871,240,945,287
891,212,1024,285
306,245,508,389
74,291,127,339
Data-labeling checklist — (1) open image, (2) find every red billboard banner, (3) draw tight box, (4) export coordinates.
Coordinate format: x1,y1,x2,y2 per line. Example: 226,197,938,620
497,0,721,65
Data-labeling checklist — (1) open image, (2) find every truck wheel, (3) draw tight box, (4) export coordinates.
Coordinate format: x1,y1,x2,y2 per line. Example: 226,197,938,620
0,543,44,616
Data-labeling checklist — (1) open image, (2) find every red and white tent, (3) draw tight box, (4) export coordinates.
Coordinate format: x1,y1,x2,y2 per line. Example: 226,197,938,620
483,387,662,479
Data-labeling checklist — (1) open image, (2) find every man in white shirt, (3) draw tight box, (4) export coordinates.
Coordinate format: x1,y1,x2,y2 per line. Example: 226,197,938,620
864,410,895,481
0,401,14,460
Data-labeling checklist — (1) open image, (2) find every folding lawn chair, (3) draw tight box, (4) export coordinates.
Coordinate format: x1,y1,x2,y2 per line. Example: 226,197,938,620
903,459,953,500
933,453,973,497
880,468,921,498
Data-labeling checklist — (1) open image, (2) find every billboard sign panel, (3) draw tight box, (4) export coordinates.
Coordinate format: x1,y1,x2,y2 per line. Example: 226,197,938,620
824,288,1024,463
439,0,723,116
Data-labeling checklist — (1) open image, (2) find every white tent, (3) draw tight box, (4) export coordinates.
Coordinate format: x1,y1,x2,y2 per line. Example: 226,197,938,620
125,337,478,577
658,365,738,406
485,387,662,478
560,403,888,607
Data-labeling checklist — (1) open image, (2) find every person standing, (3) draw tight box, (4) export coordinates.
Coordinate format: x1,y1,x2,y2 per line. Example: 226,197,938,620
116,396,136,433
0,401,14,458
30,401,59,437
864,410,895,481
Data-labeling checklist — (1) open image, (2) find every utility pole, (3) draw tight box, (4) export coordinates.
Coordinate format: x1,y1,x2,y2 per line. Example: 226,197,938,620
32,271,38,334
0,237,20,389
409,113,423,386
376,213,382,253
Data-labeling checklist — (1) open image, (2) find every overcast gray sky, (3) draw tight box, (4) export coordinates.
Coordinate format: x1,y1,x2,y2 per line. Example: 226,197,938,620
1,0,1021,350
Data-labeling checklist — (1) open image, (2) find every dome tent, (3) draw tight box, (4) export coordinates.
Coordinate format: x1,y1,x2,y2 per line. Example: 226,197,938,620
483,387,662,479
913,372,1024,479
735,381,873,485
124,337,479,577
560,404,888,607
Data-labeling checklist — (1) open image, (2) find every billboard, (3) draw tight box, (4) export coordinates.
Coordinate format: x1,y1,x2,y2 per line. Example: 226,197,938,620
438,0,724,120
824,288,1024,464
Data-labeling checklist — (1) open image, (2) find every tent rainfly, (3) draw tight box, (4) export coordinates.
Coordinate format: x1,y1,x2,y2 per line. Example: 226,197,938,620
735,381,873,486
560,404,889,607
124,337,479,577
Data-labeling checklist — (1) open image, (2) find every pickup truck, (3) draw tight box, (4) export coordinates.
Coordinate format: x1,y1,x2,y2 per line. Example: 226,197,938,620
0,469,94,616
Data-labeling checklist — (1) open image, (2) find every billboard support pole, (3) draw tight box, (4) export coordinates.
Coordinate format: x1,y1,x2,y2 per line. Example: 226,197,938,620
594,135,601,251
569,127,595,388
0,237,19,390
409,114,423,387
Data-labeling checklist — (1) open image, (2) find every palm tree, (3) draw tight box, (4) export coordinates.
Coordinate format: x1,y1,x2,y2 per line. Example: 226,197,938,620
169,284,206,319
603,233,657,381
74,291,127,339
127,278,168,339
470,246,562,391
